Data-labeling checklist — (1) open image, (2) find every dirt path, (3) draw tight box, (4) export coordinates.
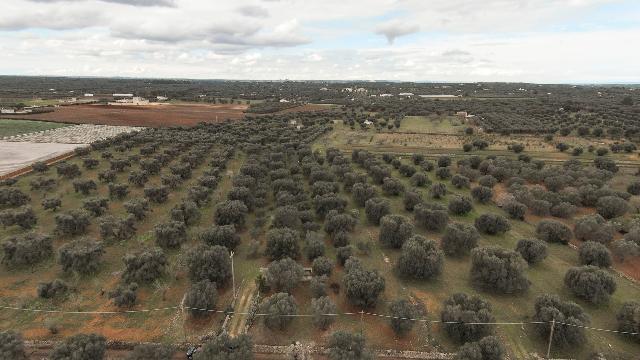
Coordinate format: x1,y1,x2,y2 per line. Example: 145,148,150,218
227,282,257,337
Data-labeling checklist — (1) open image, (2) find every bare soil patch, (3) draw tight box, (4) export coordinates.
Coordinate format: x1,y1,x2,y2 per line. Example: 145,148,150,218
3,103,247,127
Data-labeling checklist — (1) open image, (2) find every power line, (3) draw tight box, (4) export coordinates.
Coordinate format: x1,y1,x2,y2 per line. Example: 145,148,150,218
1,304,638,336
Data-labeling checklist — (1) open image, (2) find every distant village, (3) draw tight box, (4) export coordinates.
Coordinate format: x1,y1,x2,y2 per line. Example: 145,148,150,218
0,93,169,115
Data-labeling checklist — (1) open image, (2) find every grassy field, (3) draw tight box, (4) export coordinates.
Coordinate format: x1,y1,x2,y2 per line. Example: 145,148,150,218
0,119,69,137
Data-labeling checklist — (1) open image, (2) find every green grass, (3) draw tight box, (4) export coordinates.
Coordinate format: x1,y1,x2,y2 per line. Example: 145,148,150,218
393,115,466,134
0,119,69,137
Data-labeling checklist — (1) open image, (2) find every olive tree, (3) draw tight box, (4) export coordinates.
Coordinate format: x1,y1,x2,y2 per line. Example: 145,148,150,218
441,293,495,343
389,298,419,337
397,235,444,279
198,224,240,250
264,257,304,292
536,220,572,244
578,241,612,268
379,214,414,248
574,214,614,244
455,336,504,360
442,223,480,256
260,292,297,330
470,246,530,293
54,209,91,236
154,221,187,249
365,197,391,225
515,238,548,265
474,213,510,235
616,301,640,343
194,333,253,360
215,200,249,227
122,247,167,284
343,258,385,308
186,244,231,285
1,232,52,266
449,195,473,215
184,279,217,317
414,203,448,231
564,266,616,304
265,227,300,260
312,296,337,330
58,238,104,274
51,333,106,360
532,294,589,348
327,331,373,360
596,196,628,219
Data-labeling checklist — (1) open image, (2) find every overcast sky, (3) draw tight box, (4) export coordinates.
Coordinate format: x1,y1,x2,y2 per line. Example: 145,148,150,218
0,0,639,83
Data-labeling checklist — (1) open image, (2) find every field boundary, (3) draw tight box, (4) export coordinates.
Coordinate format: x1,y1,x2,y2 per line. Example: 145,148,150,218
0,149,77,180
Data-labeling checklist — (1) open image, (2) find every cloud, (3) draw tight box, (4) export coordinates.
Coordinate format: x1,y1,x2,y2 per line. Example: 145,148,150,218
237,5,269,18
28,0,176,6
375,21,420,44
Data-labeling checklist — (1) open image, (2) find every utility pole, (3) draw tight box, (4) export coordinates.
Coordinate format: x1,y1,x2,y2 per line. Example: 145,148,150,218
230,251,236,304
359,310,365,335
546,317,556,359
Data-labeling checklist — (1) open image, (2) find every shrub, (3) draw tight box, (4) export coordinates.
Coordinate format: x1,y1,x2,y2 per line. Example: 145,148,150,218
550,202,577,218
50,333,106,360
54,209,91,236
128,170,149,187
596,196,628,219
108,183,129,199
478,175,497,188
185,279,217,317
471,186,493,204
328,331,373,360
470,246,530,293
379,215,414,248
58,238,104,274
265,228,300,260
42,197,62,211
82,197,109,216
154,221,187,249
442,223,479,256
414,203,448,231
56,162,81,179
72,179,97,195
186,245,231,285
564,266,616,304
170,200,200,226
161,174,182,189
30,177,56,191
389,298,419,337
122,247,167,284
449,195,473,215
578,241,612,268
397,235,443,279
124,198,151,220
441,293,495,343
99,216,134,242
536,220,572,244
474,213,510,235
533,294,589,347
399,164,417,177
410,172,430,187
127,344,176,360
260,292,297,330
503,200,526,220
265,257,304,292
199,224,240,250
529,199,551,216
430,182,447,199
435,167,451,180
312,296,337,330
616,301,640,343
382,177,405,196
343,258,385,308
312,256,333,277
215,200,249,227
0,206,37,230
37,279,69,299
1,232,52,266
32,161,49,172
98,169,116,183
451,174,470,189
403,189,423,211
194,333,253,360
109,282,138,307
364,197,390,225
144,185,169,203
515,238,548,265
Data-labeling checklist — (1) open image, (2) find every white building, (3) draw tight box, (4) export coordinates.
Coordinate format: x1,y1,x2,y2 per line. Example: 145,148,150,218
84,93,94,97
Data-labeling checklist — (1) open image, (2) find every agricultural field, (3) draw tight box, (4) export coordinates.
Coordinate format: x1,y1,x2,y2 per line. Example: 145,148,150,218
1,81,640,359
0,119,69,138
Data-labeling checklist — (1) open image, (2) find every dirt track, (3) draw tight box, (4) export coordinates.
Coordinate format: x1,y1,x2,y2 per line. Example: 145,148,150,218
3,103,247,127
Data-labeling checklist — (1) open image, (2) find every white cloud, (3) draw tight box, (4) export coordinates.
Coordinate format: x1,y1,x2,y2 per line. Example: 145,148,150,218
375,21,420,44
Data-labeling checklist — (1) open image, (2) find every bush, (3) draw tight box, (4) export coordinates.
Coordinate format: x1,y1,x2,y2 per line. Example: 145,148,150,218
154,221,187,249
414,203,448,231
127,344,176,360
550,202,577,218
564,266,616,304
578,241,612,268
108,183,129,199
98,169,116,183
430,182,447,199
56,162,81,179
449,195,473,215
403,189,422,211
365,197,390,225
186,245,231,285
451,174,470,189
533,294,589,347
32,161,49,173
471,186,493,204
616,301,640,343
515,239,548,265
144,185,169,204
42,197,62,211
194,333,253,360
265,228,300,260
312,296,337,330
536,220,572,244
260,292,297,330
170,200,200,226
336,246,353,266
389,298,419,337
474,214,510,235
455,336,504,360
503,200,526,220
343,258,385,308
199,224,240,250
128,170,149,187
312,256,333,277
596,196,628,219
397,235,444,279
442,223,479,256
82,197,109,217
0,206,37,230
215,200,248,227
54,209,91,236
382,177,405,196
410,172,430,187
122,247,167,284
441,293,495,343
265,257,304,292
50,333,106,360
37,279,69,299
435,167,451,180
478,175,497,188
1,232,53,266
30,177,56,191
123,198,151,221
379,215,414,248
109,282,138,307
185,279,217,317
328,331,373,360
72,179,97,195
161,174,182,189
58,238,104,274
470,246,530,293
0,330,25,360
